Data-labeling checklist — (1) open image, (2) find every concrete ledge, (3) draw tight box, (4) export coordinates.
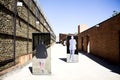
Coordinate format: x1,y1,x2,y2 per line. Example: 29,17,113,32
0,54,32,79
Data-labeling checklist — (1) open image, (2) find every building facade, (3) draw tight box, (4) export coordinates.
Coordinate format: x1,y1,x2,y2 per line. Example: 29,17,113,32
59,33,67,43
78,14,120,64
0,0,56,72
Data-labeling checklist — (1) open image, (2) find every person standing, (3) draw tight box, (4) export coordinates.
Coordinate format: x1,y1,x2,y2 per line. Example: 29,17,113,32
69,36,76,62
36,40,48,73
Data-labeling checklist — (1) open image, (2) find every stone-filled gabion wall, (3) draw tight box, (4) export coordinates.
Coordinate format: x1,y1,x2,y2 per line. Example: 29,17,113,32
0,36,14,61
0,0,56,71
0,11,13,35
0,0,14,12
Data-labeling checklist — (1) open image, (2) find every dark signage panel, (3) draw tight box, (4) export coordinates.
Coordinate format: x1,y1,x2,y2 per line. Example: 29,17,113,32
66,36,78,62
32,33,51,75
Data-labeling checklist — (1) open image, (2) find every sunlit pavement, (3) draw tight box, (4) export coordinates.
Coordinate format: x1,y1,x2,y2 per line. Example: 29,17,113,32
1,44,120,80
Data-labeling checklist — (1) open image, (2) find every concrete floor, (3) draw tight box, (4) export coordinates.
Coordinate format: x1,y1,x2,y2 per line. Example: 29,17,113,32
1,44,120,80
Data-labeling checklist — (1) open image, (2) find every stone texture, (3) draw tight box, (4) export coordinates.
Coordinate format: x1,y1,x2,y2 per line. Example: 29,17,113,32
0,0,56,72
16,19,27,38
29,26,37,39
16,40,27,57
0,0,14,11
0,11,13,35
28,42,32,53
0,36,13,61
23,0,28,7
30,1,36,15
17,6,28,22
29,12,36,27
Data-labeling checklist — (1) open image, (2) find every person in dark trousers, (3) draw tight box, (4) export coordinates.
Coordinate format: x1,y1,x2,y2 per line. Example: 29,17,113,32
36,40,48,73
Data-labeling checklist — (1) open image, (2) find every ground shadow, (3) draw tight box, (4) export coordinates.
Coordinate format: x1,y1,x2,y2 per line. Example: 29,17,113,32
59,58,67,62
79,51,120,74
0,59,14,67
29,67,32,74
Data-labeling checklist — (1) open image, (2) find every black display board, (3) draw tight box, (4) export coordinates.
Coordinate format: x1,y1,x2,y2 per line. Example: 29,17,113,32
66,35,78,62
32,33,51,51
66,36,78,54
32,32,51,75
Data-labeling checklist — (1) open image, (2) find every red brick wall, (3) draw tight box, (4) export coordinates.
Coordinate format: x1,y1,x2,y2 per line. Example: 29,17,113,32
78,14,120,64
78,34,82,50
59,33,67,43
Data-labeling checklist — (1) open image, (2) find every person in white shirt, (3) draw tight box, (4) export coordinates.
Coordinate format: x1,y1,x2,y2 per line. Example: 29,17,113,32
69,36,76,62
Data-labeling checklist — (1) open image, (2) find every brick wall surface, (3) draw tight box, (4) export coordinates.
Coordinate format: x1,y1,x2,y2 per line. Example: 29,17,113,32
78,14,120,64
59,34,67,42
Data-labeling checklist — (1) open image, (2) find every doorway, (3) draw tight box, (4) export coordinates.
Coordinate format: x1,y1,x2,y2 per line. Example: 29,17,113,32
87,36,90,53
119,31,120,64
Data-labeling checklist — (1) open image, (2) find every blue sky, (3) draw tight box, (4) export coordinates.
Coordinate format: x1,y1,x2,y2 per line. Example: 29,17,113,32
37,0,120,38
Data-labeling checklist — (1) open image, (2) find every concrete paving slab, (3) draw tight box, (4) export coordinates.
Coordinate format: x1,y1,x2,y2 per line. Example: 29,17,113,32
1,44,120,80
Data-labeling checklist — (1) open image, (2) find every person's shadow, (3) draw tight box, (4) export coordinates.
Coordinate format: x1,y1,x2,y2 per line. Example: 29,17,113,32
59,58,67,62
28,67,32,74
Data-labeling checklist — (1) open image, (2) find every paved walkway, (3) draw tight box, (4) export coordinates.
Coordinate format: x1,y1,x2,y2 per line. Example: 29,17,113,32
1,44,120,80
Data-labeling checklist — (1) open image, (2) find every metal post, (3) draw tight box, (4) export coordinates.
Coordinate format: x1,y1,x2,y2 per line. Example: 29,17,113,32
27,1,30,54
13,0,17,65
